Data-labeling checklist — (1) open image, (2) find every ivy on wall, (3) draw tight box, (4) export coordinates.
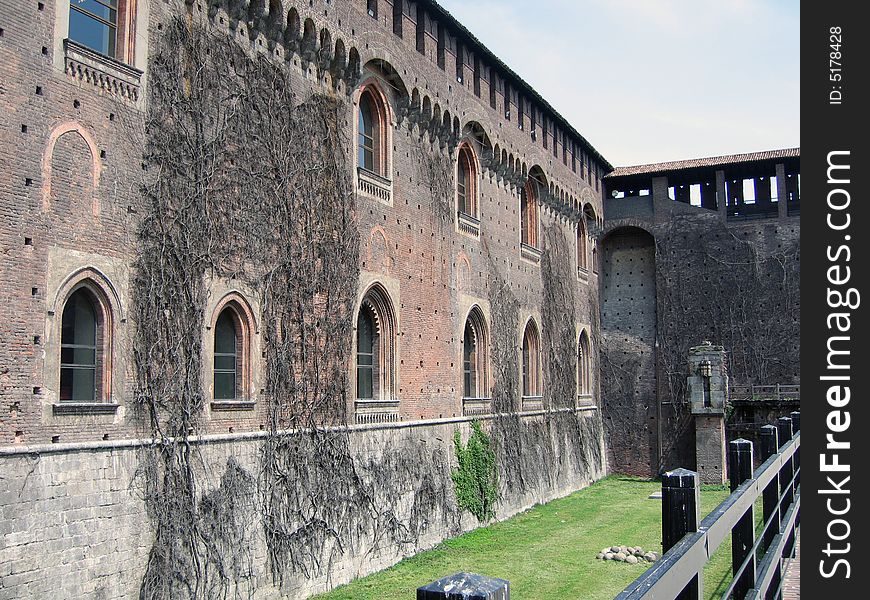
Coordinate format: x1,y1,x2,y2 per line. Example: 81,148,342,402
451,421,499,523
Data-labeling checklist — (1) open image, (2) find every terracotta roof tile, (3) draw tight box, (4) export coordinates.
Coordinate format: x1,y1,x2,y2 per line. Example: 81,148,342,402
605,148,800,178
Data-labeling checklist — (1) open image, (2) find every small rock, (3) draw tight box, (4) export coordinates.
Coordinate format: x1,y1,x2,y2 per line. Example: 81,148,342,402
602,547,612,555
626,555,639,564
619,546,629,554
614,552,627,561
596,553,605,560
604,552,615,560
611,546,621,553
643,552,657,562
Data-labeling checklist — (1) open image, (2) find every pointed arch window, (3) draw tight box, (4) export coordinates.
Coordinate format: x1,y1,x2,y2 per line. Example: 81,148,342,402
213,310,238,400
577,218,589,274
60,288,101,402
355,285,396,405
356,304,378,400
457,144,478,218
358,91,379,173
521,179,539,248
463,322,477,398
210,296,255,404
521,320,542,408
578,331,593,406
462,308,489,399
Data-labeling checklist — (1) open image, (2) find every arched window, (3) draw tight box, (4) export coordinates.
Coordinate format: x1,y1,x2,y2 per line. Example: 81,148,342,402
356,304,378,399
358,91,379,173
60,288,101,402
521,179,539,248
577,218,588,273
210,296,255,403
457,144,478,218
462,307,488,399
521,320,541,400
463,322,477,398
578,331,593,405
213,310,238,400
355,285,396,403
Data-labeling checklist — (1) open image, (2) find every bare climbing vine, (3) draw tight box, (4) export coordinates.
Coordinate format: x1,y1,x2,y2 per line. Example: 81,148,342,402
131,6,604,598
600,213,800,472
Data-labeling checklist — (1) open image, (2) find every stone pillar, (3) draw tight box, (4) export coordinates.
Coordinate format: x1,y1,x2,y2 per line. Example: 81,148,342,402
715,170,727,221
652,176,669,203
688,342,728,485
776,163,788,219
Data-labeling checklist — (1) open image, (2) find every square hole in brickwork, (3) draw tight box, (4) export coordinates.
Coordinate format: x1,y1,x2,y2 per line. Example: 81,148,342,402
21,124,27,133
103,433,110,440
38,2,45,10
35,85,42,95
0,28,5,37
100,150,106,159
24,237,32,245
52,435,60,443
42,46,47,55
33,335,40,344
25,178,32,186
109,112,115,121
32,387,40,395
73,99,80,109
31,287,38,296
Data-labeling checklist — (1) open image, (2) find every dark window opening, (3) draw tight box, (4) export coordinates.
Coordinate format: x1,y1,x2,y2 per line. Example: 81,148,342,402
213,310,238,400
60,288,99,402
356,304,379,400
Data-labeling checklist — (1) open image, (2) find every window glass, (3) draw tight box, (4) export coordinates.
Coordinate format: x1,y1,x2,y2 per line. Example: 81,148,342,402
214,310,237,400
357,307,375,399
60,289,98,402
463,322,476,397
69,0,118,56
358,93,376,172
457,157,468,215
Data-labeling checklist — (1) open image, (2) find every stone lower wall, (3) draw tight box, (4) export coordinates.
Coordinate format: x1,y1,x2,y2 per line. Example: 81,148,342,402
0,408,605,599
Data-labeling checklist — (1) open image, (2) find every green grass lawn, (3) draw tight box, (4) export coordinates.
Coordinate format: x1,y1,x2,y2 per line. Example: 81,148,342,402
316,476,734,600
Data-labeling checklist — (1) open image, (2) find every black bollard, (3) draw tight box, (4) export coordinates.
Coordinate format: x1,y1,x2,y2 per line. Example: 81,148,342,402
417,573,509,600
662,468,701,600
729,439,755,599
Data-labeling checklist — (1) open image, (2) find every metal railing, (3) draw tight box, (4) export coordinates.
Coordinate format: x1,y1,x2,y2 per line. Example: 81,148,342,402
617,412,800,600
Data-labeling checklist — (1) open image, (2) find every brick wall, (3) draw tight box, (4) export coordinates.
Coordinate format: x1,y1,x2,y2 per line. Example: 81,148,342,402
0,0,606,445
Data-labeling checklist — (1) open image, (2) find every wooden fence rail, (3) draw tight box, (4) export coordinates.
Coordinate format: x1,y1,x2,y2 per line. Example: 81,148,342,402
616,413,800,600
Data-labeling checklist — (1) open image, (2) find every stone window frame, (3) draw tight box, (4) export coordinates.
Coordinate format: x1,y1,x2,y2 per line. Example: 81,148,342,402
354,283,397,403
577,217,589,277
207,292,257,411
455,141,481,238
54,1,147,103
521,317,542,401
461,305,489,401
47,267,122,413
577,328,594,407
353,80,394,205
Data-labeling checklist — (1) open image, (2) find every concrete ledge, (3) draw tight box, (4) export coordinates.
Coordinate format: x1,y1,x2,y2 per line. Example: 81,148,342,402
0,406,598,456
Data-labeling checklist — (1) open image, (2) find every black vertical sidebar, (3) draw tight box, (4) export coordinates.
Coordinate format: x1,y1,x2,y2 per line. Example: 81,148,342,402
802,2,868,598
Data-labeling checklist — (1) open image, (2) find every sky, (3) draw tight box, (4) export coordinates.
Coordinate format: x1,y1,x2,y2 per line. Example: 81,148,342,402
437,0,800,168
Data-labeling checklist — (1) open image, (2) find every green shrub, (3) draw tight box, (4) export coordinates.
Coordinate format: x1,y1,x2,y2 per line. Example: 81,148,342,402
451,421,499,522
